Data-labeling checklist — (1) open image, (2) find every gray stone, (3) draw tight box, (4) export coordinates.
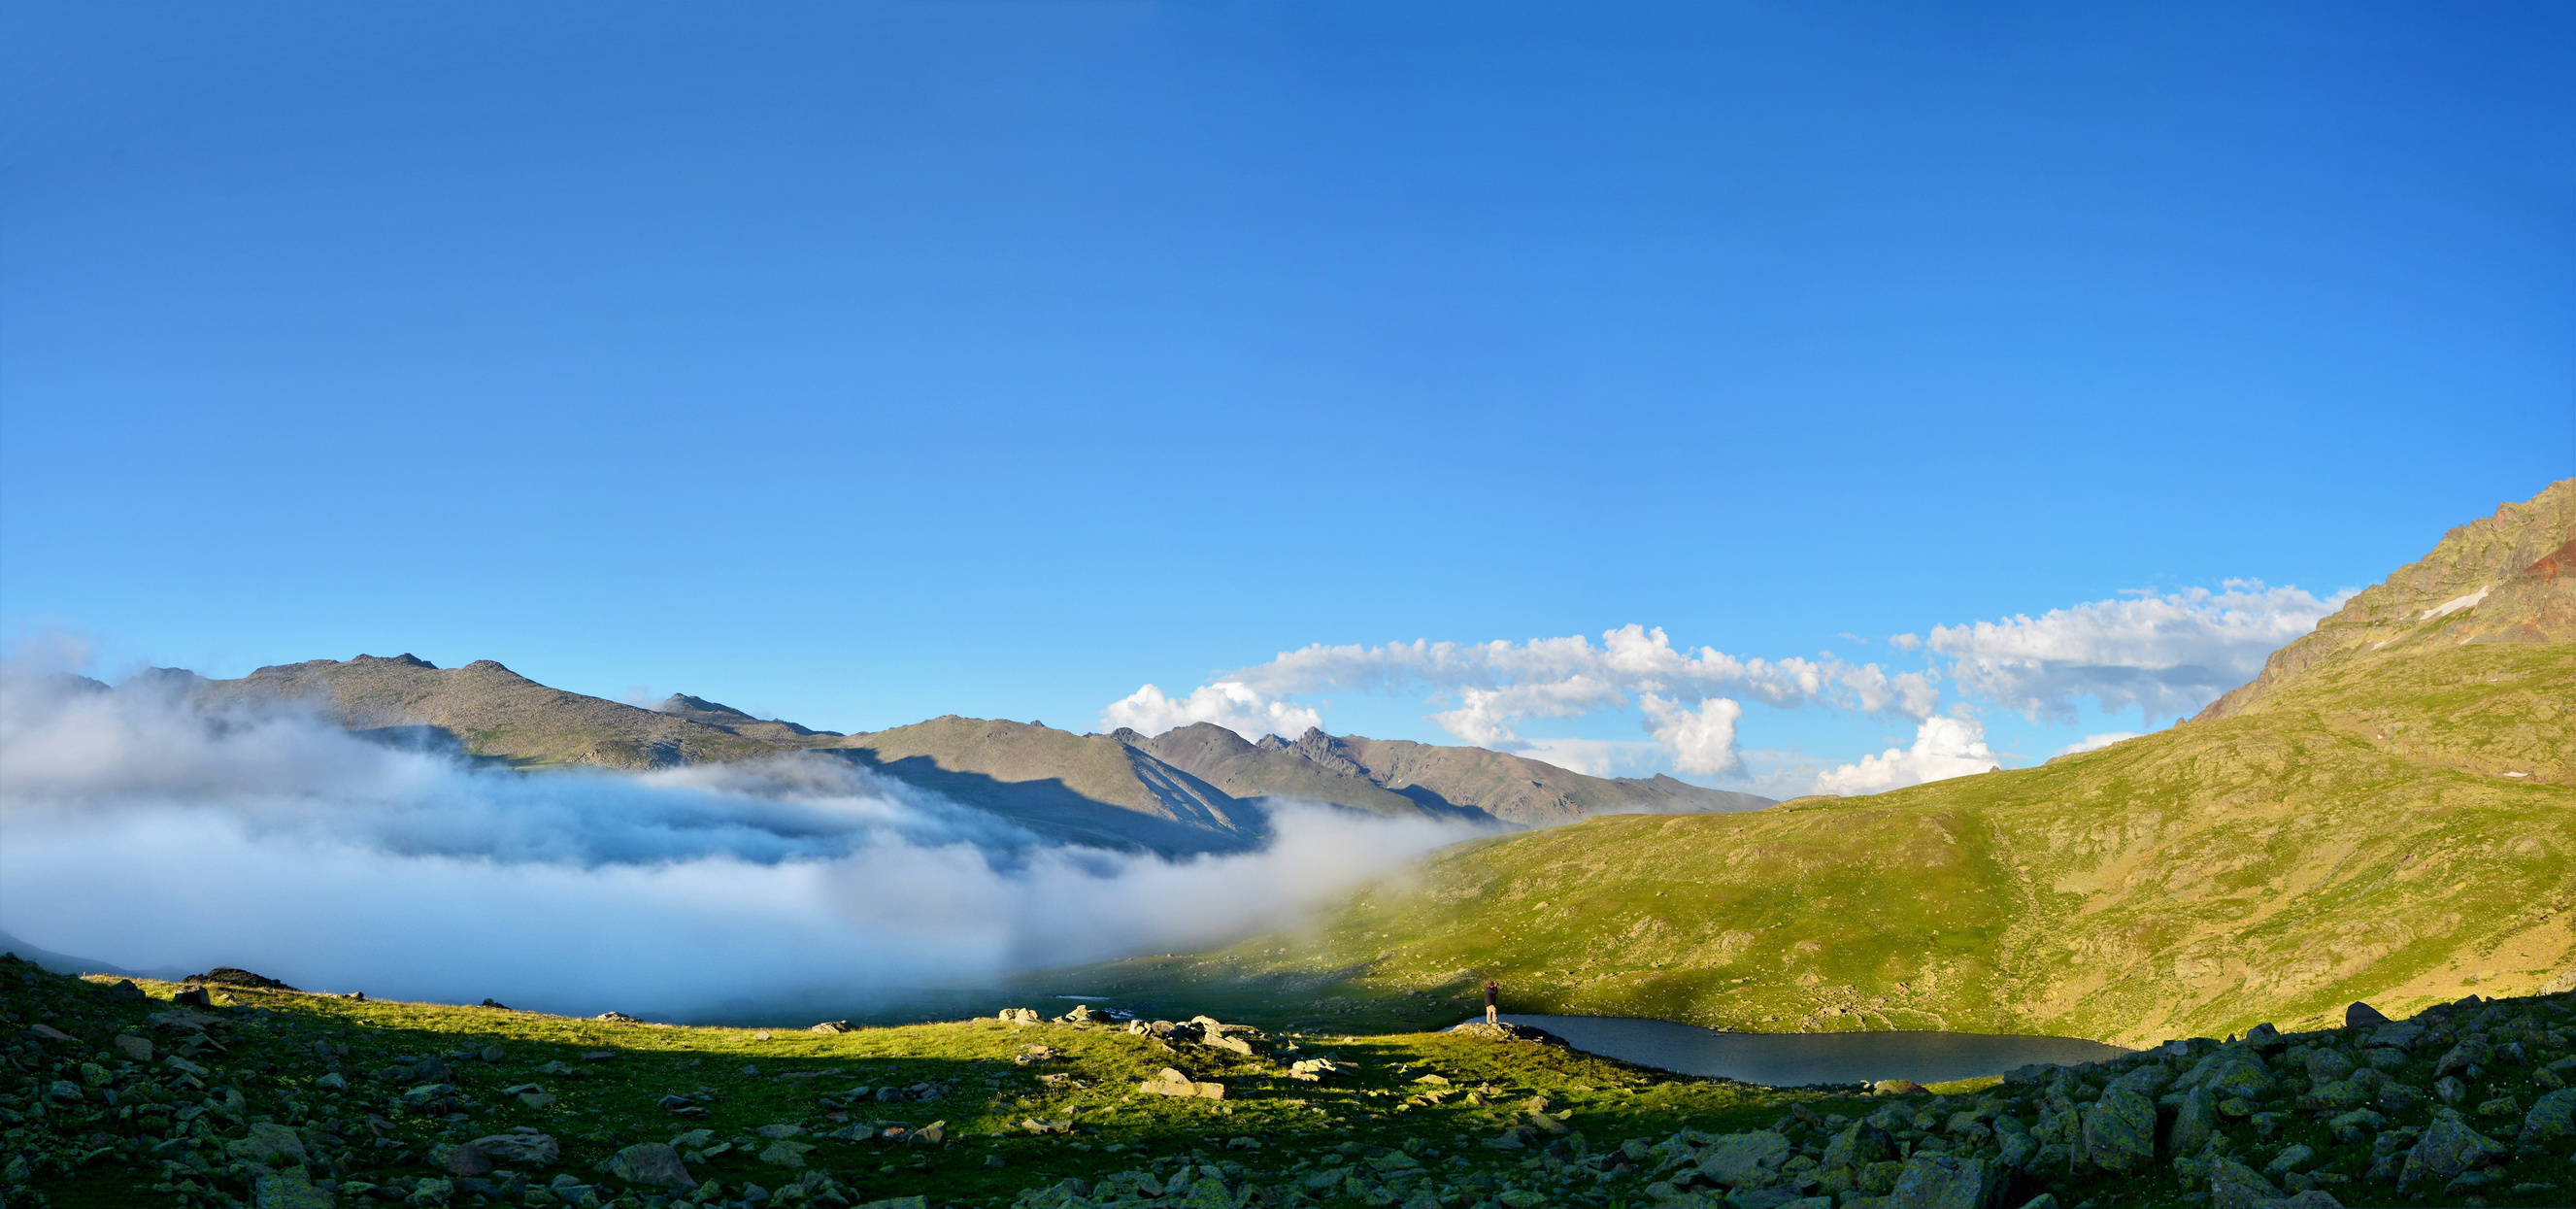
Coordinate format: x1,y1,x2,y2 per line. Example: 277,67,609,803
2082,1086,2157,1172
225,1123,309,1167
2183,1050,2276,1100
468,1130,559,1166
431,1142,490,1176
2262,1144,2316,1176
2326,1109,2385,1145
1696,1132,1794,1188
2434,1075,2467,1104
2206,1159,2282,1209
1885,1154,2000,1209
2169,1087,2220,1159
2347,1002,2392,1028
2264,1193,2347,1209
2362,1047,2408,1070
2435,1039,2493,1076
1823,1124,1897,1171
606,1142,697,1189
2398,1113,2506,1190
2518,1088,2576,1151
2300,1048,2354,1083
252,1173,333,1209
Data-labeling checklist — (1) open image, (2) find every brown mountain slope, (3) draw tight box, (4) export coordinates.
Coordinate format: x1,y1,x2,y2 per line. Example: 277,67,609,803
1122,722,1770,825
827,716,1265,853
194,655,785,769
652,693,844,744
2199,478,2576,722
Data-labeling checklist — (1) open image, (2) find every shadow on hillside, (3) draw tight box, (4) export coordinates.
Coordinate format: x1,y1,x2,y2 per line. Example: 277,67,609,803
822,750,1261,856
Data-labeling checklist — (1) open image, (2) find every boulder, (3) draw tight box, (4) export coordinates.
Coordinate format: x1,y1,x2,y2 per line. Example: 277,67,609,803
1695,1131,1793,1187
606,1142,697,1190
2261,1144,2316,1176
2188,1051,2277,1100
468,1130,559,1166
2518,1088,2576,1151
1873,1080,1926,1095
435,1143,493,1177
2244,1024,2285,1053
1138,1068,1225,1099
1823,1123,1898,1171
2435,1039,2493,1076
252,1173,334,1209
2205,1159,2281,1209
226,1123,309,1167
1885,1153,2001,1209
998,1008,1041,1024
759,1140,816,1167
2300,1048,2355,1083
811,1020,855,1033
2346,1002,2392,1028
2398,1113,2507,1190
112,1034,151,1062
2168,1088,2219,1159
2083,1086,2157,1171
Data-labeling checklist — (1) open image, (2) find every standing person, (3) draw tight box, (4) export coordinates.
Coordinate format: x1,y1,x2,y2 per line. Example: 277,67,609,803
1484,979,1500,1025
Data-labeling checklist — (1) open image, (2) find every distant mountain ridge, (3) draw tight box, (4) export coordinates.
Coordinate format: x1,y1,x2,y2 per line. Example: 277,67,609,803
1119,722,1767,825
147,655,1772,854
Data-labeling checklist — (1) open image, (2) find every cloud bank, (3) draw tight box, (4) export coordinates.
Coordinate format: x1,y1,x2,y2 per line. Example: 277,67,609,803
0,671,1477,1021
1095,578,2348,797
1916,581,2352,723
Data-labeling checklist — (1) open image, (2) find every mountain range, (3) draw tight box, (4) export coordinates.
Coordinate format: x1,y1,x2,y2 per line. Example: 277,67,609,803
142,650,1767,854
1028,480,2576,1045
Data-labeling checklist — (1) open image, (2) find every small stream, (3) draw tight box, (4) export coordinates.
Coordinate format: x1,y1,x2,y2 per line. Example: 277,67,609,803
1465,1015,2129,1087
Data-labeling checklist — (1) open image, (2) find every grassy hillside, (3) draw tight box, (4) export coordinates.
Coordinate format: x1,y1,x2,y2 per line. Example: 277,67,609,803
1033,485,2575,1047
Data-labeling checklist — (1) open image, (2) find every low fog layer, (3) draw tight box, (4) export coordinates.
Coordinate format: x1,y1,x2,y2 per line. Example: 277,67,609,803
0,669,1483,1020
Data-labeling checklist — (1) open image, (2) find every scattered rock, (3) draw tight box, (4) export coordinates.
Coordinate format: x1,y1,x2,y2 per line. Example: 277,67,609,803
1873,1079,1925,1095
469,1130,559,1166
606,1141,697,1189
2347,1002,2392,1028
760,1139,816,1166
1139,1067,1226,1099
2206,1158,2283,1209
172,986,215,1008
226,1122,310,1167
2400,1113,2508,1190
1695,1130,1793,1187
594,1011,644,1024
112,1033,151,1061
812,1020,856,1033
1886,1153,2001,1209
480,997,511,1010
2520,1089,2576,1151
434,1142,494,1176
2084,1085,2157,1171
998,1008,1041,1024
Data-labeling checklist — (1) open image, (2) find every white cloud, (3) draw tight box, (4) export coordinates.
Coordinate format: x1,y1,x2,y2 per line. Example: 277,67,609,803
1098,681,1325,743
1107,625,1936,768
0,668,1472,1020
1927,580,2352,722
2053,732,2141,757
1810,716,2002,796
1639,694,1745,776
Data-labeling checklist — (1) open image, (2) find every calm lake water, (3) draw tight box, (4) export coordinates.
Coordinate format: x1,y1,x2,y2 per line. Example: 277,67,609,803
1467,1015,2130,1087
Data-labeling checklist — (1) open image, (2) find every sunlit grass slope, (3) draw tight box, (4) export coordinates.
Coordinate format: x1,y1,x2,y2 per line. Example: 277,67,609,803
1037,485,2575,1046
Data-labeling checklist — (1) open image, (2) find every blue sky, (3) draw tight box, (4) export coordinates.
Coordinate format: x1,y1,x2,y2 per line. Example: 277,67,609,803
3,2,2568,795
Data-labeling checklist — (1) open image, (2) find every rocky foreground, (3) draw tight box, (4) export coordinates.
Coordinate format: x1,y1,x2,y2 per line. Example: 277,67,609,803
7,954,2576,1209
